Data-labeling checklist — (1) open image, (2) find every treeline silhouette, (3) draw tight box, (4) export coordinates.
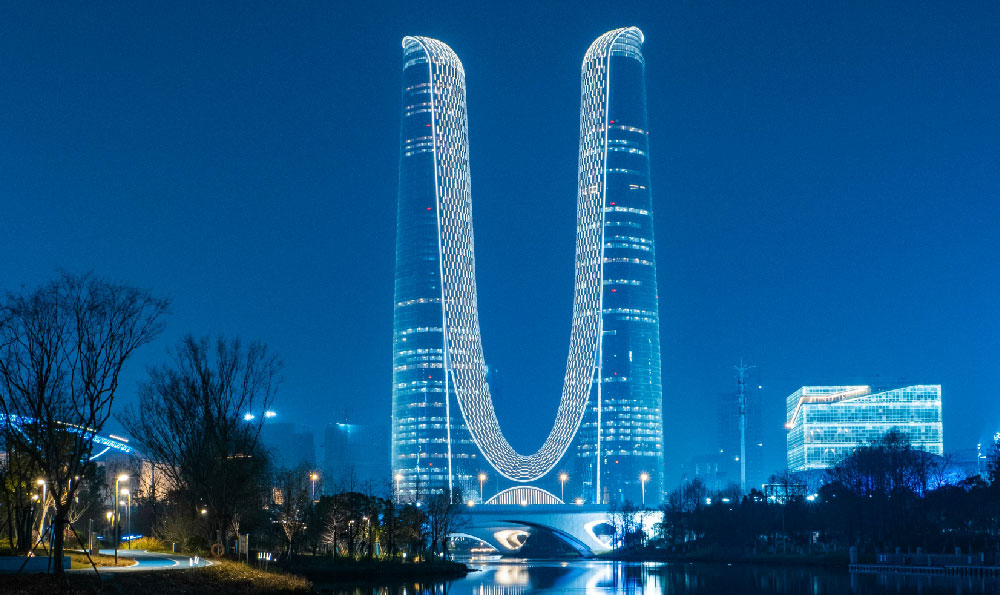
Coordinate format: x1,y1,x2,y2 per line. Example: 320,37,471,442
655,431,1000,557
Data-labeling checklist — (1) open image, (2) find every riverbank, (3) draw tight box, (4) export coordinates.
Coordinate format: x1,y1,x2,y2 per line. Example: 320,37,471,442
0,559,310,594
1,557,469,594
285,556,471,583
601,546,852,567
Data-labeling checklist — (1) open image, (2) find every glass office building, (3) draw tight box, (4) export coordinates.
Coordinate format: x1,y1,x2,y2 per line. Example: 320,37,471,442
785,385,943,472
392,28,663,505
571,29,664,505
392,37,480,501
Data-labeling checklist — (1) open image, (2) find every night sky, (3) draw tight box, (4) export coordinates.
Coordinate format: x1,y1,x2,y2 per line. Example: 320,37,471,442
2,1,998,484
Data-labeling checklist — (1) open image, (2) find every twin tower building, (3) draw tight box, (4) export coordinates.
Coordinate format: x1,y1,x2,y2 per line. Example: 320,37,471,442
391,28,665,506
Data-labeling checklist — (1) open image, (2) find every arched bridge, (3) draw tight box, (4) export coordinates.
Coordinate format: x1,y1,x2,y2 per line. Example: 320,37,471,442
458,503,617,556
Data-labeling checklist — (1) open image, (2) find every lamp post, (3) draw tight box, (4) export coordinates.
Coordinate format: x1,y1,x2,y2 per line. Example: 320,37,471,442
121,488,131,549
478,473,487,503
559,473,568,503
309,472,319,502
114,474,128,563
36,479,46,539
639,472,649,508
394,473,403,503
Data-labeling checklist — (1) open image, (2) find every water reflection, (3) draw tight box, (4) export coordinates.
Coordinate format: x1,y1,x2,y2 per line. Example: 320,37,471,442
316,559,1000,594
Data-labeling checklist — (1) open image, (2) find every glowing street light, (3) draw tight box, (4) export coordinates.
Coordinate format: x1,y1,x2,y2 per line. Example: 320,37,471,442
639,472,650,507
243,413,255,421
121,488,132,549
113,474,129,563
559,473,569,502
309,472,319,502
36,479,47,538
394,473,403,502
478,472,487,503
264,410,277,418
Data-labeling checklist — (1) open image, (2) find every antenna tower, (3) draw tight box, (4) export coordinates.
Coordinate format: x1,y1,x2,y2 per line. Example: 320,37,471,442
735,359,755,495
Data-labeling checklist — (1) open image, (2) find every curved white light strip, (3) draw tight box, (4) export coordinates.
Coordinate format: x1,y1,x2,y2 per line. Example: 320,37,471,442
484,485,565,506
401,27,644,482
493,529,530,551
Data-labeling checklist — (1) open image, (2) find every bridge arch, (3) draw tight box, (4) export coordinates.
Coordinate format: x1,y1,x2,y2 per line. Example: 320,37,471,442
485,486,564,506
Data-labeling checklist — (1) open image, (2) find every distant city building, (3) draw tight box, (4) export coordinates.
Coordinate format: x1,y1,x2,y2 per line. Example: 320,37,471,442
391,28,664,505
678,454,729,493
323,420,388,492
785,385,943,472
762,480,808,504
261,420,315,471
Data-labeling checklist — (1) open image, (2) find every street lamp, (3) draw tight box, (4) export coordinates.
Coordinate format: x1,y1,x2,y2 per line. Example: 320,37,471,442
309,472,319,502
114,474,129,563
36,479,46,538
639,472,650,508
121,488,131,549
478,473,487,503
559,473,568,502
394,473,403,502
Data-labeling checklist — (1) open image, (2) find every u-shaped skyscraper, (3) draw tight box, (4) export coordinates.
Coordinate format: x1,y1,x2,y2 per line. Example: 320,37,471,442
392,27,663,506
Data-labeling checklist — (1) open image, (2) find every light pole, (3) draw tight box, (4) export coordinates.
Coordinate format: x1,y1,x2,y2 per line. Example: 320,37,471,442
478,473,487,503
394,473,403,503
559,473,568,503
36,479,46,539
121,488,131,549
114,474,128,563
639,472,649,508
309,472,319,502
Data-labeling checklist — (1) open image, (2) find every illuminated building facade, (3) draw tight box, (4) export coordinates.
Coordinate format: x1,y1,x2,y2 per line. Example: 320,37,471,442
391,27,663,505
785,385,943,472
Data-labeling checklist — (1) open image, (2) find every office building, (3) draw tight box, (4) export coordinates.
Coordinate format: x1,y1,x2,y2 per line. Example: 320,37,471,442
392,27,663,505
785,385,943,472
323,420,389,492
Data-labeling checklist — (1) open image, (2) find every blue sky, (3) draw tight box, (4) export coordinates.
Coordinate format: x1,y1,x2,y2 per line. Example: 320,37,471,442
2,1,998,483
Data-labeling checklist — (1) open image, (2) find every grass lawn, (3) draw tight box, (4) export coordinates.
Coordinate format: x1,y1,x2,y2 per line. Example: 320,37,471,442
1,559,312,594
68,550,138,569
0,548,136,570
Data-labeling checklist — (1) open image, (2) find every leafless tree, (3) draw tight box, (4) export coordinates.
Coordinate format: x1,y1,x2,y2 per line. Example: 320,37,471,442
275,465,312,556
0,273,167,574
120,335,281,548
425,489,466,557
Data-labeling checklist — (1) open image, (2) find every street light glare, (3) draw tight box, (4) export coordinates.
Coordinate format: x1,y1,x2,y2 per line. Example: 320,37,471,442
36,479,45,485
264,410,277,418
559,473,568,481
117,474,129,482
478,473,487,481
243,413,255,421
639,472,649,481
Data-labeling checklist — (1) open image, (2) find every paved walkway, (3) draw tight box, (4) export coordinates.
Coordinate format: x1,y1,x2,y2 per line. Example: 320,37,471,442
70,549,213,572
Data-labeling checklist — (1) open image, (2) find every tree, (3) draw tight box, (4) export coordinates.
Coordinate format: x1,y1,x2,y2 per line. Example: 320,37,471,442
425,489,465,557
120,335,281,549
0,273,167,575
275,466,313,557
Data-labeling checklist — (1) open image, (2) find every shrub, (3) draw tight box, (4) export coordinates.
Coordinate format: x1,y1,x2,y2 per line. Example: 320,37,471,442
129,536,169,551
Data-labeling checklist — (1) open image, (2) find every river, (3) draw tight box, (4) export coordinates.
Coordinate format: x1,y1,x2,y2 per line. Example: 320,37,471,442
320,557,1000,594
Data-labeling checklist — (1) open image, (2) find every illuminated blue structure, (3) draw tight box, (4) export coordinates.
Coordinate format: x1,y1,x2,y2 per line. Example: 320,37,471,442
0,414,132,461
785,385,944,472
391,27,663,506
